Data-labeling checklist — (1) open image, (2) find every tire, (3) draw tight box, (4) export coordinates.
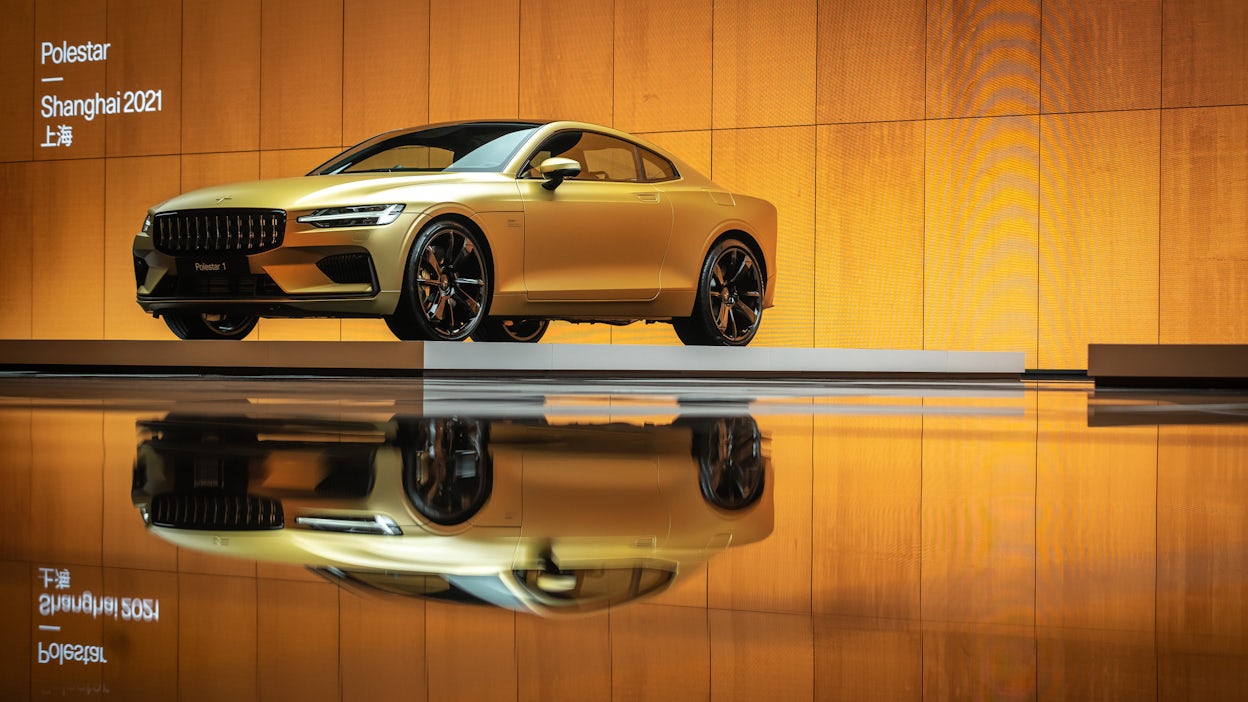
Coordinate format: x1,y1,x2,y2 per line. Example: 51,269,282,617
400,417,492,526
692,417,765,511
471,318,549,343
387,220,490,341
672,237,765,346
163,311,258,340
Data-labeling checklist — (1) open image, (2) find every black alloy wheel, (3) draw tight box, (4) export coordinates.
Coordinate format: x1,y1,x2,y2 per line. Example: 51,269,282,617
388,220,490,341
400,417,492,525
694,416,765,511
673,237,764,346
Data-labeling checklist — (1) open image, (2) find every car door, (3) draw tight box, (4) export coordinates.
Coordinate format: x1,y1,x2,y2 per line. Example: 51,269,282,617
518,131,673,302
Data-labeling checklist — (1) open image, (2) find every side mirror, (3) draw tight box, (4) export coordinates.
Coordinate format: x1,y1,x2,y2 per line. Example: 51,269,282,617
539,157,581,190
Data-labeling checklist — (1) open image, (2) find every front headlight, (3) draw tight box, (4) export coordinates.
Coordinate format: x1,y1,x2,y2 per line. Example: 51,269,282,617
296,204,406,228
141,212,153,234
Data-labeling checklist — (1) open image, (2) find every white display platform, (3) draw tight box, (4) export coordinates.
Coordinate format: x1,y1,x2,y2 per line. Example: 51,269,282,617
0,339,1024,378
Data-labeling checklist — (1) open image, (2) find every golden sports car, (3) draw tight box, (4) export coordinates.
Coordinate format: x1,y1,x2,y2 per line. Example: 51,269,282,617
133,120,777,345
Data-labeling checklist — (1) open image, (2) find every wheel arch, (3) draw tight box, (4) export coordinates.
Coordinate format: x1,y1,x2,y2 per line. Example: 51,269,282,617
402,209,498,298
706,228,768,292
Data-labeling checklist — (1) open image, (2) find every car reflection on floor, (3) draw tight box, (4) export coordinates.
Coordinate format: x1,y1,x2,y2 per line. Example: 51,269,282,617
131,411,772,616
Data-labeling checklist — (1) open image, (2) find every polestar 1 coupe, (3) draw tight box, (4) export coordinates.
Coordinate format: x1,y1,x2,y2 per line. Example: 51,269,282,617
132,120,777,345
131,411,772,615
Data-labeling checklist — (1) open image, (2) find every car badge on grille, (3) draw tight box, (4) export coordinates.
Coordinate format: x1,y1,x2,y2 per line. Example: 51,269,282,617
215,195,232,204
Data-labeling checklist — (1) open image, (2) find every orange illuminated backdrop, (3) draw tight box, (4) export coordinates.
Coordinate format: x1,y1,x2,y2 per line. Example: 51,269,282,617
1,0,1245,368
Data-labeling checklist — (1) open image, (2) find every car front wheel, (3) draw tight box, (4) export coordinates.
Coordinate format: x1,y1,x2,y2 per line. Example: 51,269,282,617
673,238,764,346
387,220,491,341
163,311,258,340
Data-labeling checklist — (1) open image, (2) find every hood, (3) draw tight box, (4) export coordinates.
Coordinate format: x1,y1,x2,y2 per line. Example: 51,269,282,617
154,172,500,212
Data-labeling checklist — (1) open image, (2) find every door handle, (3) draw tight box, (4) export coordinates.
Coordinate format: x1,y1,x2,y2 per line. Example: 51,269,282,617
633,192,660,202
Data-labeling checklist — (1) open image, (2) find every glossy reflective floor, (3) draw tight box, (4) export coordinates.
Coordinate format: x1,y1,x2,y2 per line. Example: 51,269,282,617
1,374,1245,701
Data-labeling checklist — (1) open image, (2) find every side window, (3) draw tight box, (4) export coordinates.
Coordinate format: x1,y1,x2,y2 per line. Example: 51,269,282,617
520,131,640,183
640,149,678,182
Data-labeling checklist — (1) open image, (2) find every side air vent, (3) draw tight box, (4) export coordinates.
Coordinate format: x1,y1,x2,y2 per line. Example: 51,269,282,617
316,253,377,286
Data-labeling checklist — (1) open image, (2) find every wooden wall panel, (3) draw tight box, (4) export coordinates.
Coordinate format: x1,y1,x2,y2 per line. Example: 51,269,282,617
425,603,516,702
1163,0,1248,108
817,0,925,124
31,159,106,339
923,623,1037,699
429,0,520,122
0,0,33,162
258,579,340,702
710,610,814,702
104,156,182,340
0,562,31,701
712,0,817,129
1039,110,1159,369
0,163,34,339
1157,426,1248,640
182,0,260,153
613,0,712,133
921,399,1037,626
0,409,33,561
815,616,921,700
712,126,816,347
519,0,613,126
181,151,260,191
1040,0,1161,113
343,0,429,146
812,408,921,619
710,415,812,613
340,594,426,702
33,0,107,160
105,0,181,156
1037,626,1157,700
260,0,343,151
610,604,709,702
1036,391,1157,633
1160,106,1248,344
102,569,178,700
1157,630,1248,700
925,116,1038,366
517,614,611,702
179,574,258,702
815,121,924,350
926,0,1040,119
30,410,103,566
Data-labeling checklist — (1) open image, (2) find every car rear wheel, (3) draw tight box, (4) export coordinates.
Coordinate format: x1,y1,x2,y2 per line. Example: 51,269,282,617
672,238,764,346
471,318,549,343
693,416,765,511
388,220,490,341
163,311,258,340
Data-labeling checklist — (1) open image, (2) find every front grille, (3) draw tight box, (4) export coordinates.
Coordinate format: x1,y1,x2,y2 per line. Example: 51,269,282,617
149,493,284,531
152,209,286,255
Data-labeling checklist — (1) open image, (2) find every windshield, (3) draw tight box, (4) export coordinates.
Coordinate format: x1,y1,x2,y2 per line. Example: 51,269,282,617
309,122,542,175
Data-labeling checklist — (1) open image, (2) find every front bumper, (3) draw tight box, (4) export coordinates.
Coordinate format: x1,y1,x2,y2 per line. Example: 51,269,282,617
133,212,417,318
